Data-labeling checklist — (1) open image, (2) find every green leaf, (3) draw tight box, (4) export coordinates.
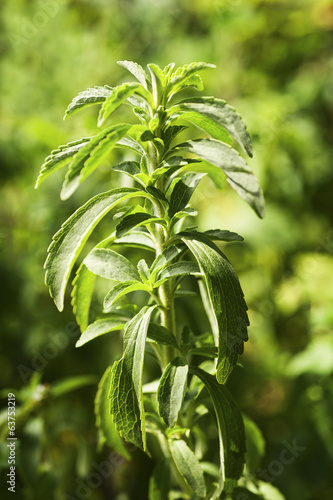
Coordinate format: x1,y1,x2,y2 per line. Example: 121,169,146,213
49,375,96,397
61,124,131,199
98,82,142,126
148,460,171,500
148,63,166,105
171,110,232,145
169,439,206,497
173,160,226,190
150,245,185,282
76,318,125,348
147,323,178,348
114,230,156,251
168,172,205,218
174,97,252,156
203,229,244,242
191,368,246,495
188,346,218,358
84,248,141,282
64,85,113,120
45,187,148,311
154,261,201,287
103,281,151,310
177,138,265,218
180,232,249,383
71,263,96,333
116,212,166,238
168,62,215,99
95,366,130,459
35,137,90,188
256,481,286,500
243,415,265,474
157,358,188,428
137,259,150,284
117,60,150,90
162,125,188,150
110,306,156,450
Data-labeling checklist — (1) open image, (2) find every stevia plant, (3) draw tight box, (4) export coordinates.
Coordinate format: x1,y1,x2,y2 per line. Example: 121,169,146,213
36,61,266,499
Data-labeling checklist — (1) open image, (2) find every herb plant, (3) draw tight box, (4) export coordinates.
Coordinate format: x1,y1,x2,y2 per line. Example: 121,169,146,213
36,61,265,499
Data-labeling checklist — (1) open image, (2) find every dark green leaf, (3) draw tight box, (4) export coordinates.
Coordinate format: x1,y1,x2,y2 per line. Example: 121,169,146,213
95,366,130,459
84,248,141,282
110,306,156,450
103,281,151,310
61,124,131,199
204,229,244,242
113,160,141,176
148,460,171,500
64,86,113,120
177,138,265,218
169,439,206,497
158,358,188,428
150,245,185,282
76,318,125,347
175,97,252,156
191,368,246,495
35,138,90,188
168,172,205,218
147,323,179,349
116,212,165,238
180,232,249,383
154,261,201,287
45,187,148,311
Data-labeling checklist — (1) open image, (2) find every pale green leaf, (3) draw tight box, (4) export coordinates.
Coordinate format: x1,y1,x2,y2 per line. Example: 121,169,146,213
45,187,148,311
180,232,249,383
76,318,125,348
64,86,113,120
172,160,226,190
35,137,90,188
95,366,130,459
84,248,141,282
137,259,150,284
168,62,215,99
104,281,151,310
157,358,188,428
110,306,156,450
177,138,265,218
169,439,206,497
154,261,201,287
61,124,131,199
191,368,246,495
174,97,252,156
117,60,150,89
98,82,142,126
149,460,171,500
114,230,155,251
171,110,232,145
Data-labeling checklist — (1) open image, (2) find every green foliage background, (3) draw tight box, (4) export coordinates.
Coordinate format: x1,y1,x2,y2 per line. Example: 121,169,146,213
1,0,333,498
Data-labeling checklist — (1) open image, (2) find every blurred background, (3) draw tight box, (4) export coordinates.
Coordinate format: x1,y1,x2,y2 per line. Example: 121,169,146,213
1,0,333,498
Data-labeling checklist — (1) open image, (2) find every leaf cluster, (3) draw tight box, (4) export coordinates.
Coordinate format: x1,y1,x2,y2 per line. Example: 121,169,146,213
37,61,265,498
